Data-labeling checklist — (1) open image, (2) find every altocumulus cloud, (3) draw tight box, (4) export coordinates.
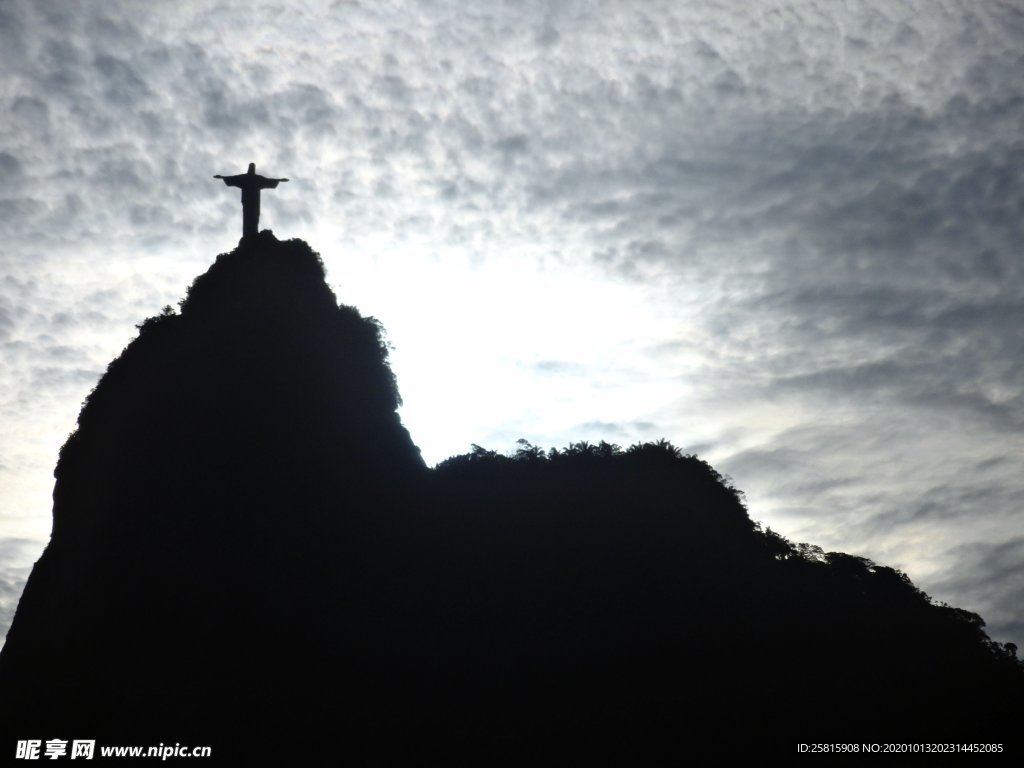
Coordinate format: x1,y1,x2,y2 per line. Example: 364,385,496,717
0,0,1022,650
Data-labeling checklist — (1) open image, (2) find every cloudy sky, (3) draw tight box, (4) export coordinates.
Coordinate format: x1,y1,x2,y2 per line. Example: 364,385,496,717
1,0,1022,650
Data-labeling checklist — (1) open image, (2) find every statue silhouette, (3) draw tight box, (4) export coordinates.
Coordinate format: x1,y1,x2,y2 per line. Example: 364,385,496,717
214,163,289,237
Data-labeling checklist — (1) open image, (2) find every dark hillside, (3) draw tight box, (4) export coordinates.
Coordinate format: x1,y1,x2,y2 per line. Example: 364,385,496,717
0,234,1019,761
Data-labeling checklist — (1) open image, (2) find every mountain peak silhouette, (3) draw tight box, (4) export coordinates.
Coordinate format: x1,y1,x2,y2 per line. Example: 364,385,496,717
1,234,1020,760
58,230,423,525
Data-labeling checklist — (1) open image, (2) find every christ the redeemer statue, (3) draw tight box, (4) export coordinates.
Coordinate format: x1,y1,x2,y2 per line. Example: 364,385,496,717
214,163,289,237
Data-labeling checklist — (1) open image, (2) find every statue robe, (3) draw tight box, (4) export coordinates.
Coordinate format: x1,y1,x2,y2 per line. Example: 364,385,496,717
220,173,284,236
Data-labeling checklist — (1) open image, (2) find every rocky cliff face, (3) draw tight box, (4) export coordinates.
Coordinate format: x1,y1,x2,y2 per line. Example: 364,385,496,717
1,232,1020,761
0,233,426,757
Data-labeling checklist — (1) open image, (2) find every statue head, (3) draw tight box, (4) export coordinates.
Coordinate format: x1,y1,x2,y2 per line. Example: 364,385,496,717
247,162,256,174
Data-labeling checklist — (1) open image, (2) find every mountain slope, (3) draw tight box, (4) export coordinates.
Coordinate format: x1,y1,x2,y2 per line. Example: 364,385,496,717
0,233,1019,760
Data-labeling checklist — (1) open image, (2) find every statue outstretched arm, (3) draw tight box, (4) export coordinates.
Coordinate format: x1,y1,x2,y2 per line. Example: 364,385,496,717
257,177,289,189
214,174,246,188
